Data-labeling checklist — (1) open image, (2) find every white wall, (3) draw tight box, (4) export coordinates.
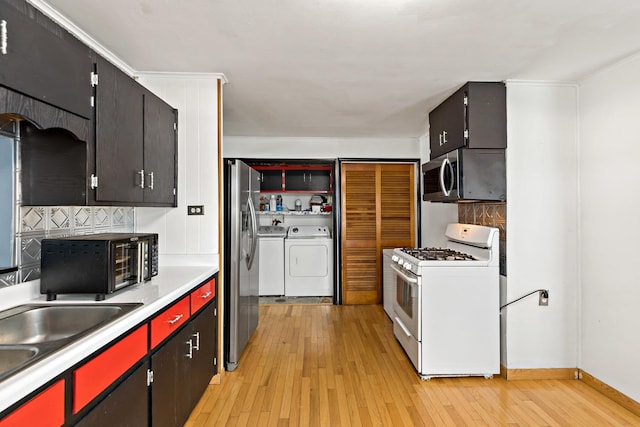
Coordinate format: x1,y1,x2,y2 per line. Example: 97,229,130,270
224,136,419,159
135,74,221,256
504,82,579,369
579,55,640,402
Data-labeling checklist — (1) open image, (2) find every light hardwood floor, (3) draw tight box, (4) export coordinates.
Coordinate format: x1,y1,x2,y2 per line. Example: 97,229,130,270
186,304,640,426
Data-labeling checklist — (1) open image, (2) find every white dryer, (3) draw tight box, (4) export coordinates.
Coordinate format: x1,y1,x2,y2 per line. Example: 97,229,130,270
284,225,333,297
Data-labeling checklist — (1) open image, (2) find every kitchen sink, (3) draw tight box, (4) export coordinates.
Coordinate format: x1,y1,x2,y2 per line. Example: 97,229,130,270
0,303,141,381
0,346,39,374
0,305,127,344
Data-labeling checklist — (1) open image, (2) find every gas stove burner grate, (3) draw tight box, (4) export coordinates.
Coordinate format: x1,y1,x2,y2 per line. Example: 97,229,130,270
399,247,477,261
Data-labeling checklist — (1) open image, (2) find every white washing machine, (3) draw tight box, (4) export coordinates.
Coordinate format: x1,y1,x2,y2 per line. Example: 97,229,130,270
284,225,333,297
258,225,287,296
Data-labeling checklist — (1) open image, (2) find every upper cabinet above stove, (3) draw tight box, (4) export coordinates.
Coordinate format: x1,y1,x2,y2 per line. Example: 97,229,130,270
0,0,92,119
428,82,506,159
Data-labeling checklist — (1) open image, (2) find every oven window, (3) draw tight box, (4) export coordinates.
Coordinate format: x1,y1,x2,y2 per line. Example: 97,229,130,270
396,276,413,317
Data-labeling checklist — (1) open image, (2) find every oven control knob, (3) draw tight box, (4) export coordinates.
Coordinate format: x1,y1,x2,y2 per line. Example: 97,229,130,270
403,262,412,271
396,258,404,265
391,255,399,262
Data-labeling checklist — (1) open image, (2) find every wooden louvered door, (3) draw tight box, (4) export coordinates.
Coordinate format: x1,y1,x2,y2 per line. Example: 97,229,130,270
341,163,416,305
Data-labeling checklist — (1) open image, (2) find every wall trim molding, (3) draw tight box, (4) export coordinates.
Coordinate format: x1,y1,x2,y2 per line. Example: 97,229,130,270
579,370,640,417
27,0,228,84
26,0,135,77
505,367,577,380
502,367,639,416
135,71,228,83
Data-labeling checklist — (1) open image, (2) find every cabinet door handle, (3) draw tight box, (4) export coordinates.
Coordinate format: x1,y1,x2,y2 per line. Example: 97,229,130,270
166,313,184,325
147,171,154,190
192,332,200,351
137,170,145,188
442,130,448,144
186,339,193,359
1,20,7,55
200,291,212,300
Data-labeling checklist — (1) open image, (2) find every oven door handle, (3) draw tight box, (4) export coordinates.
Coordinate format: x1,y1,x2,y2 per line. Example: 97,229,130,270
394,317,412,337
390,264,419,284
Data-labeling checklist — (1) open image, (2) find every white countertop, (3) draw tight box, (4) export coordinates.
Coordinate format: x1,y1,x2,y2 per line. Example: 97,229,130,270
0,256,219,413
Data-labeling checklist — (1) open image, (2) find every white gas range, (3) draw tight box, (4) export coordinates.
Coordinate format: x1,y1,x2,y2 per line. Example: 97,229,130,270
391,223,500,380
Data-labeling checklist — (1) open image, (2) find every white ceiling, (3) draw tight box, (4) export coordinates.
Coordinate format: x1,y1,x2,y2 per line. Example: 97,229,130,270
40,0,640,138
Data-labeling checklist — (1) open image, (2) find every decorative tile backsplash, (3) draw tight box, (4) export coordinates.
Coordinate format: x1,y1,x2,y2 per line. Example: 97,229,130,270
0,206,135,288
459,202,507,276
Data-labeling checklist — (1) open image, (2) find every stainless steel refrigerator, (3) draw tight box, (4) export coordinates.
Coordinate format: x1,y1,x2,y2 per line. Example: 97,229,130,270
224,159,260,371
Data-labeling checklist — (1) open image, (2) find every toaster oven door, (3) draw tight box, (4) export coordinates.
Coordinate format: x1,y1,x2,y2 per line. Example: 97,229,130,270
113,241,144,290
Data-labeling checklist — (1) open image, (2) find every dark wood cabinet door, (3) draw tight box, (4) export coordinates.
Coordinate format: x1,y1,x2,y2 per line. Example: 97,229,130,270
189,302,217,407
429,87,466,158
285,168,332,192
429,82,506,159
151,325,192,427
284,169,307,191
94,56,144,203
465,82,507,150
307,169,331,192
257,168,284,191
143,90,177,205
75,361,149,427
0,0,92,118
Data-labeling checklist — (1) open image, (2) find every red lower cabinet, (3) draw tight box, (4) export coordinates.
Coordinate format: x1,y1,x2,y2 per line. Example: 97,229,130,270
74,361,149,427
150,296,190,349
0,380,65,427
73,325,148,413
190,278,216,314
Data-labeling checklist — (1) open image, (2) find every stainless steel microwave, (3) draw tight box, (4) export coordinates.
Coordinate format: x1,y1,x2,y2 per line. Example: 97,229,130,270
40,233,158,300
422,148,506,202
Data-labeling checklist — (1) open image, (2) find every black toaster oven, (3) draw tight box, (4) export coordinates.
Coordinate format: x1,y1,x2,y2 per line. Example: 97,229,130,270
40,233,158,300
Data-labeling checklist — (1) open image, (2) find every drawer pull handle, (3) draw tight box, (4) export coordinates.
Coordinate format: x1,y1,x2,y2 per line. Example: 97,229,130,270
1,20,7,55
167,314,184,325
192,332,200,351
200,291,212,300
186,339,193,359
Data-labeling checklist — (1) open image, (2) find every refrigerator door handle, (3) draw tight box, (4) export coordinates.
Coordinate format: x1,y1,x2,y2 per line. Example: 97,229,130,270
246,197,258,269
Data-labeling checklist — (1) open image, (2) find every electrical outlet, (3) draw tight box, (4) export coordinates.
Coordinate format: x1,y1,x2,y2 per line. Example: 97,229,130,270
187,205,204,215
539,290,549,306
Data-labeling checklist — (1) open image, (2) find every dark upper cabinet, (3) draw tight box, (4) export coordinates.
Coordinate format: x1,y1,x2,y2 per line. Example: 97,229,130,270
20,121,87,206
0,0,92,119
93,56,177,206
285,167,332,192
94,56,145,204
257,167,284,192
253,164,333,193
429,82,506,159
143,90,178,205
